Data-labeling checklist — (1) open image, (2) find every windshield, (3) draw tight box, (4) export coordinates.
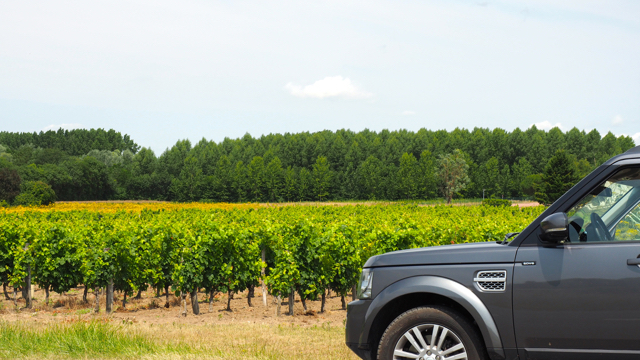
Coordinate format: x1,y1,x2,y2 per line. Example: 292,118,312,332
566,168,640,242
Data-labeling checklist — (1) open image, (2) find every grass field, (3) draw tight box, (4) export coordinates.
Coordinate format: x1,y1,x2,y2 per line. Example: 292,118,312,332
0,320,357,360
0,285,358,360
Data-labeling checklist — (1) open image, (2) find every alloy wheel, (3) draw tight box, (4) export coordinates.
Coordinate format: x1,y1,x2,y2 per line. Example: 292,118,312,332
393,324,467,360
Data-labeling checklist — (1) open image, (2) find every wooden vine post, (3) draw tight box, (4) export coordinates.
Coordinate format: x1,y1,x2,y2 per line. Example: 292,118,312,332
180,255,187,317
164,284,170,308
261,247,267,307
208,288,215,313
2,283,10,301
181,291,187,317
94,287,101,313
226,289,233,311
106,278,114,314
190,289,199,315
288,286,295,316
25,264,32,309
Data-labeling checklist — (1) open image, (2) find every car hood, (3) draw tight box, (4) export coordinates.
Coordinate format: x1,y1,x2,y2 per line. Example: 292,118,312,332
363,241,518,268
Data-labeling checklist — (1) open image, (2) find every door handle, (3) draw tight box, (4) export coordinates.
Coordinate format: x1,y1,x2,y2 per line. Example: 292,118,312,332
627,258,640,266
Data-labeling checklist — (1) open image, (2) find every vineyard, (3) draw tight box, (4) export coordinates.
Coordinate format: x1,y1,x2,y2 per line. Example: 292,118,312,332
0,203,544,315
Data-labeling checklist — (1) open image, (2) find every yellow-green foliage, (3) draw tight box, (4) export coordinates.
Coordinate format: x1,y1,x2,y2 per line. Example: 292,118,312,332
0,204,545,300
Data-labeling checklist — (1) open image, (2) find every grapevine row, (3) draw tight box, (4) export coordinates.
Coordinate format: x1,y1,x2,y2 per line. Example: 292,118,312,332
0,204,544,313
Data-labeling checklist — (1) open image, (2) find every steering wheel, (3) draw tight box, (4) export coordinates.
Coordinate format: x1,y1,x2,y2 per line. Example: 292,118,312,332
590,212,612,242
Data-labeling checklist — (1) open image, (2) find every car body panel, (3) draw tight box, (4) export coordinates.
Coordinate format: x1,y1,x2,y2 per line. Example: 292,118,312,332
514,240,640,359
364,242,518,268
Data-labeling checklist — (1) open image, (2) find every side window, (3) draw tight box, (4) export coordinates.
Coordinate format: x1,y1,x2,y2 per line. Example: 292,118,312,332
615,205,640,241
566,167,640,243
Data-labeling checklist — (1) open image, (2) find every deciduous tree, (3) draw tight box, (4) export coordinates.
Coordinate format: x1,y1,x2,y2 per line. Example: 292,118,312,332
437,149,470,204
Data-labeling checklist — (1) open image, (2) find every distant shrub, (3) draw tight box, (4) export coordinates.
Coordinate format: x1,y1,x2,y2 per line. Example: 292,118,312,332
14,181,57,206
0,200,8,208
482,198,512,207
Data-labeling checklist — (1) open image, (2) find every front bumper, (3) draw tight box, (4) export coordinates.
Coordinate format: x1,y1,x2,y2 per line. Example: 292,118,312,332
346,299,373,360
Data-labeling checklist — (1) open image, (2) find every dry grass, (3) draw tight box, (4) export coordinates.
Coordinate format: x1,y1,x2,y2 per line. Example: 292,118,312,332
0,285,357,359
145,299,161,310
0,320,358,360
138,321,359,360
52,296,84,310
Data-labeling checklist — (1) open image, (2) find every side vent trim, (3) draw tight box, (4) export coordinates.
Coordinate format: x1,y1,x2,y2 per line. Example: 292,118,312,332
474,270,507,292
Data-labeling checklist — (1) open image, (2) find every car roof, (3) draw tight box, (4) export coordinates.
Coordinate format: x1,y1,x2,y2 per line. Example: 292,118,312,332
603,145,640,165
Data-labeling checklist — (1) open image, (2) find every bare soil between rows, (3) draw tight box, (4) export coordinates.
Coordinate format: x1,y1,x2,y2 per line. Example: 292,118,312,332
0,285,350,327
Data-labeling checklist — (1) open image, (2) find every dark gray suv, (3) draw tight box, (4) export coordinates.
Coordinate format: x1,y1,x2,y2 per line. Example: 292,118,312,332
346,146,640,360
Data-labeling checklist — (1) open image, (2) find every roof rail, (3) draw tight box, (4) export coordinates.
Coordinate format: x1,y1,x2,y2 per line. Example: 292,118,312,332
625,145,640,154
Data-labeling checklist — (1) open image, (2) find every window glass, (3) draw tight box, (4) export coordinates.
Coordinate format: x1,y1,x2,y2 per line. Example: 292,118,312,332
615,205,640,241
566,168,640,242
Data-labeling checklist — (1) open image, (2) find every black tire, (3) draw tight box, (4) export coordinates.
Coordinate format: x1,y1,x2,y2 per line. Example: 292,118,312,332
377,306,487,360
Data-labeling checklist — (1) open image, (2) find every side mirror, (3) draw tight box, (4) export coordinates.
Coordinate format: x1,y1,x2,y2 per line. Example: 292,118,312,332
539,212,569,244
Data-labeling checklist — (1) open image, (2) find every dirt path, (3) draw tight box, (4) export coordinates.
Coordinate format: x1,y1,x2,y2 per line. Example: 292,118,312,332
0,286,350,327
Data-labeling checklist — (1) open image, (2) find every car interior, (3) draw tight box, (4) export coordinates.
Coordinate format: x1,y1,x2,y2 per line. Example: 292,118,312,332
567,167,640,243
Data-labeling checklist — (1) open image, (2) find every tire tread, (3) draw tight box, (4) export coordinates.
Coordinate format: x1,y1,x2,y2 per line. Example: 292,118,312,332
376,306,487,360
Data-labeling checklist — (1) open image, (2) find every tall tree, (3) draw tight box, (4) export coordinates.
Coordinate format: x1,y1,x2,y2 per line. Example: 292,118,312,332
358,156,385,200
478,157,500,198
207,155,233,202
312,156,332,201
233,161,249,202
298,168,312,201
535,150,578,206
171,156,203,201
437,149,470,204
247,156,266,202
265,157,284,202
396,153,419,200
282,166,297,202
510,157,533,197
0,168,21,203
418,151,436,199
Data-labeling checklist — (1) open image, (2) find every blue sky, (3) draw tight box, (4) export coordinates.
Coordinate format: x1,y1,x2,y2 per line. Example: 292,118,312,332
1,0,639,154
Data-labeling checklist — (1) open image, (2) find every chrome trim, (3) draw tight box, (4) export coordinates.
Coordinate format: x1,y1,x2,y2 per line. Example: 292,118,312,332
474,270,507,292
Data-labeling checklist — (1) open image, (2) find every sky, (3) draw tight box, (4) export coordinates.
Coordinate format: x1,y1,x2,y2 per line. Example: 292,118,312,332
1,0,639,154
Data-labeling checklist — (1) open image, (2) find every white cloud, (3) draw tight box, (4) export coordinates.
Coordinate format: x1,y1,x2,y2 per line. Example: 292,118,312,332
41,123,83,132
530,121,563,131
633,132,640,144
612,115,623,125
285,76,373,99
402,110,415,116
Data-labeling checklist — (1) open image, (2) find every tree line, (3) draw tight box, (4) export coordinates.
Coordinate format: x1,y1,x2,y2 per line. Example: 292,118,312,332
0,126,635,204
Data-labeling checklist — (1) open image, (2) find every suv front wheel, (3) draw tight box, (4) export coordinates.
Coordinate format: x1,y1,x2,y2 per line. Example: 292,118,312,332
377,306,486,360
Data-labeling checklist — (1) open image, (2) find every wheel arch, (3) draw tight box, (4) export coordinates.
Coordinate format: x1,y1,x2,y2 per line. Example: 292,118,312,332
362,275,504,360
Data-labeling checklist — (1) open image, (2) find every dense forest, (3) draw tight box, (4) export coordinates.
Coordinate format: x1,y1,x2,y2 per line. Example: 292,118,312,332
0,127,635,204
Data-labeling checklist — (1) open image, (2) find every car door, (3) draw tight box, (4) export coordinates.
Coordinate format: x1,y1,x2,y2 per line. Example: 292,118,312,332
513,167,640,360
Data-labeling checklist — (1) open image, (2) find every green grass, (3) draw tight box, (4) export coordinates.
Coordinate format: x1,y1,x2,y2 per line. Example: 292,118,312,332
0,320,357,360
0,321,189,359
